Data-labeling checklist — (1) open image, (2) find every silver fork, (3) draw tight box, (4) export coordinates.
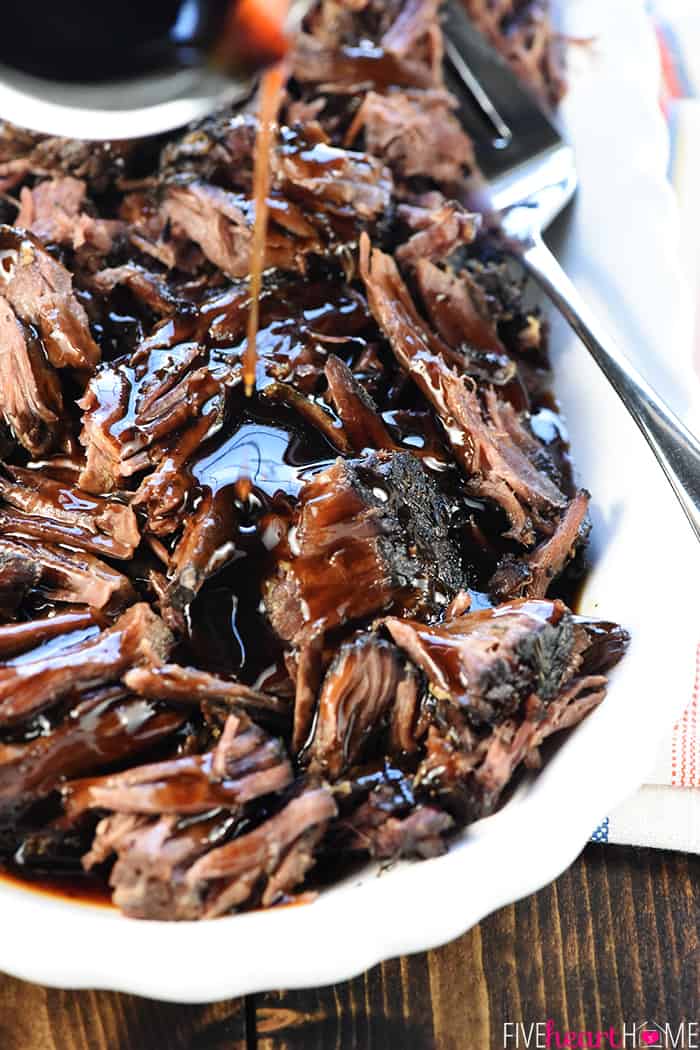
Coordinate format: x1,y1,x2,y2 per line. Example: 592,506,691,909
444,0,700,541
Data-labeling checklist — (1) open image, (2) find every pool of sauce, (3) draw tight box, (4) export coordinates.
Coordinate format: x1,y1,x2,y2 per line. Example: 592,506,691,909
0,864,112,908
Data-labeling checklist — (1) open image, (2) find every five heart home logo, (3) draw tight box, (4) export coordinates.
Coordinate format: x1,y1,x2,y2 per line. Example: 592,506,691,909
637,1022,664,1047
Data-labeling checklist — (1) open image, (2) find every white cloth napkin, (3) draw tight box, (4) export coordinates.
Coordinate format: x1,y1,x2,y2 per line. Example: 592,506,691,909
591,1,700,852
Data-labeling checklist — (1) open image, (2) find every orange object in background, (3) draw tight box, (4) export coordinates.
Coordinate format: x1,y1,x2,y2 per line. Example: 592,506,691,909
214,0,291,73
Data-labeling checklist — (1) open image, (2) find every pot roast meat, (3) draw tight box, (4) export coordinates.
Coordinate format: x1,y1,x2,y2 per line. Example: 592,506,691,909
184,785,337,918
292,34,438,95
293,0,443,94
0,226,100,372
77,318,226,494
274,123,393,224
289,638,325,755
15,177,122,256
324,354,396,453
0,610,99,660
264,449,463,645
0,603,174,726
123,663,291,725
88,264,191,317
417,673,611,820
395,199,480,268
262,380,355,456
0,687,184,816
163,180,306,280
0,536,134,612
159,111,258,189
83,811,221,919
347,786,454,860
163,124,392,279
119,190,184,271
0,545,41,621
574,617,632,677
344,89,475,185
414,258,508,358
82,776,333,920
67,711,292,818
385,598,583,726
489,489,591,602
360,237,566,544
164,489,238,634
0,124,132,194
202,274,371,395
132,412,221,539
0,464,140,561
0,296,64,456
305,632,421,778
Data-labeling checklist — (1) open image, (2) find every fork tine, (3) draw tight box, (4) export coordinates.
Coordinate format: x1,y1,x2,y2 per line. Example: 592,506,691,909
443,36,512,146
442,0,563,184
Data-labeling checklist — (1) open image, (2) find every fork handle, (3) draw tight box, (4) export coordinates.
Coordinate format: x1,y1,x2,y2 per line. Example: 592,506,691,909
518,233,700,542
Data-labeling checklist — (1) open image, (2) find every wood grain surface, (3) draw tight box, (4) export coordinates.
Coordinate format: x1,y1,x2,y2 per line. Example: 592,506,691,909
1,845,697,1049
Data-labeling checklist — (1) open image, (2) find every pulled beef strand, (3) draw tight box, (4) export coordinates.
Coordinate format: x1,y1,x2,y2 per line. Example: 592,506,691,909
0,226,100,371
304,633,420,778
0,604,173,725
385,598,583,725
0,610,99,660
67,712,292,818
0,536,135,611
123,663,291,725
0,297,63,456
0,688,184,815
0,464,140,560
184,786,337,918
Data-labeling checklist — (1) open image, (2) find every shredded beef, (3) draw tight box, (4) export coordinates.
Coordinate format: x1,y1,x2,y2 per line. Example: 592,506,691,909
347,788,453,860
69,711,292,818
0,464,140,560
360,237,566,544
0,125,132,193
385,598,582,725
0,604,173,726
345,89,475,184
0,0,630,923
0,688,184,816
264,450,464,645
82,780,334,920
15,177,122,256
0,297,63,455
0,226,100,371
489,490,591,601
0,536,134,611
0,610,98,659
0,547,41,621
305,632,420,777
123,663,291,725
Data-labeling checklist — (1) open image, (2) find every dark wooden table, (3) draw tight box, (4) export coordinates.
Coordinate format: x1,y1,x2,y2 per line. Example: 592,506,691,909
1,844,698,1050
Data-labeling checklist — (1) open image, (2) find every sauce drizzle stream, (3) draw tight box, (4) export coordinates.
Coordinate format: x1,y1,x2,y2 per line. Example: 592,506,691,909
244,61,287,396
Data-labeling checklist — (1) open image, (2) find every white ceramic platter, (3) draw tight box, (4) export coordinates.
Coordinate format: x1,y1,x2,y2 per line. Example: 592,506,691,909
0,0,697,1002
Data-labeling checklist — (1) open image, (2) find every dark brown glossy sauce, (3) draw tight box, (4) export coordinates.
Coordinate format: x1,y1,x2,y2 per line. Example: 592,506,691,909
0,864,112,908
186,395,336,686
244,62,288,396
